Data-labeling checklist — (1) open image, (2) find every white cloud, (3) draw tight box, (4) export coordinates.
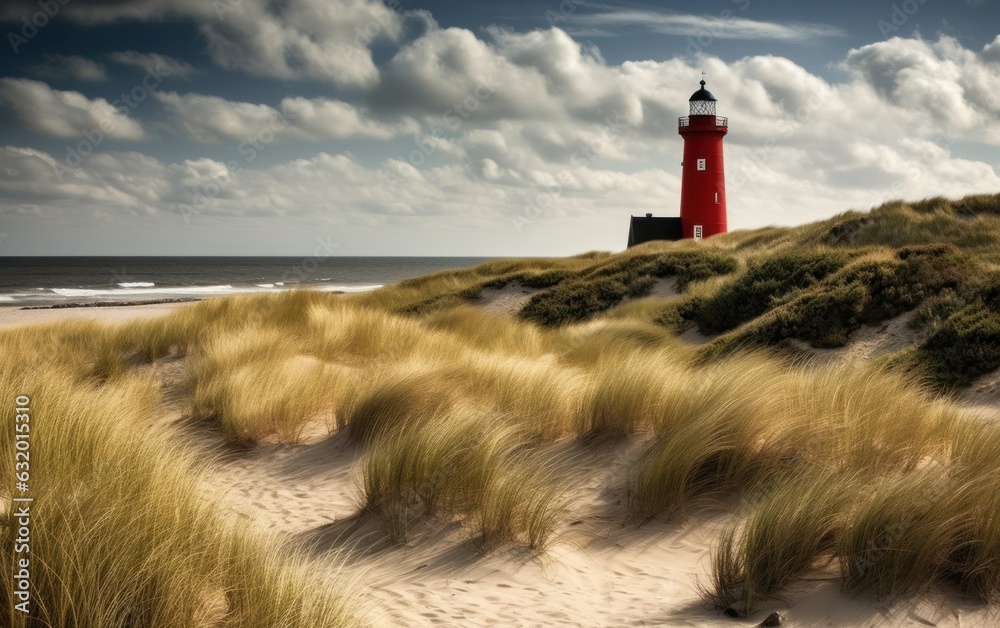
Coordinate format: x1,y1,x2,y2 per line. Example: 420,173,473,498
563,9,845,41
0,143,685,232
370,26,1000,154
27,54,109,82
0,146,166,212
843,36,1000,142
199,0,403,89
0,78,146,140
3,0,404,89
370,26,644,129
154,92,419,142
108,51,196,78
983,35,1000,64
2,25,999,254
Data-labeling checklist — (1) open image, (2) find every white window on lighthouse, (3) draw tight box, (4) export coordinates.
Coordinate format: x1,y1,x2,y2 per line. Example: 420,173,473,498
694,225,703,241
697,159,706,171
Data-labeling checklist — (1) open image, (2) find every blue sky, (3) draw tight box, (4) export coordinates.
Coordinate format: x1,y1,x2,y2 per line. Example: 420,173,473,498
0,0,998,255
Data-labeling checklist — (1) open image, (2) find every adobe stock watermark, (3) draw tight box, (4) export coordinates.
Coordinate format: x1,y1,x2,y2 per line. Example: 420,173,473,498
275,235,343,286
342,0,404,58
683,0,752,63
246,236,343,318
7,0,70,53
727,87,830,193
877,0,930,38
48,63,171,182
543,0,587,27
178,111,294,224
848,468,950,590
377,73,502,191
879,133,955,204
211,0,256,19
13,394,33,614
510,111,631,233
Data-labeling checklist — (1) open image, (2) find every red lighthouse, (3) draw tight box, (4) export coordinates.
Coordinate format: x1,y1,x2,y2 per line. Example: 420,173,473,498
678,80,728,239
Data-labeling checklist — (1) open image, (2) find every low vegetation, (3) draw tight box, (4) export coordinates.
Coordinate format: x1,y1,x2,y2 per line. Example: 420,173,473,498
2,194,999,621
0,326,359,626
519,250,737,326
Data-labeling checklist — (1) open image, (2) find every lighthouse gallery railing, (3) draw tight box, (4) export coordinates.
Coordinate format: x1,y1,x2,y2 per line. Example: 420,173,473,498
678,116,728,128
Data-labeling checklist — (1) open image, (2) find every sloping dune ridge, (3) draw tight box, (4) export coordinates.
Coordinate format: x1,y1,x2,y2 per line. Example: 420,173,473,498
2,194,1000,627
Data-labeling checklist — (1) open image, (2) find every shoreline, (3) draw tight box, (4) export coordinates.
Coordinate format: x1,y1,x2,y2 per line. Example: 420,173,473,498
19,297,203,311
0,300,193,329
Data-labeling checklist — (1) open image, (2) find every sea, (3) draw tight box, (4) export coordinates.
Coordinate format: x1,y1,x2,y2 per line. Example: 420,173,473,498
0,257,493,307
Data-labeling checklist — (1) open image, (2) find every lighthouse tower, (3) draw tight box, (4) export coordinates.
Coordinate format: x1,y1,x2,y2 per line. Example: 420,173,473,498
678,79,728,239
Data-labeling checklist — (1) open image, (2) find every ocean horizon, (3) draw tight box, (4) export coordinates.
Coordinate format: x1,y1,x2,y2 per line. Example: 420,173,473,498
0,256,495,306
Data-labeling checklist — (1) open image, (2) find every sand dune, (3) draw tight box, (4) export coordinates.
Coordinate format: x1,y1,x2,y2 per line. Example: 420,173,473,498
198,414,1000,627
8,296,1000,627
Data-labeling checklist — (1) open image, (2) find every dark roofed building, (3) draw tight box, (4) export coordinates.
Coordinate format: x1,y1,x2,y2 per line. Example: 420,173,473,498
627,213,683,247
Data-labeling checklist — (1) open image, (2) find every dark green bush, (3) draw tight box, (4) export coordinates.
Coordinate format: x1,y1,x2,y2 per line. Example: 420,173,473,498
659,251,739,289
911,289,964,333
627,275,657,298
656,303,688,332
703,246,979,356
583,251,736,288
520,251,736,326
688,250,849,335
482,269,577,290
520,276,636,326
913,273,1000,387
518,269,576,288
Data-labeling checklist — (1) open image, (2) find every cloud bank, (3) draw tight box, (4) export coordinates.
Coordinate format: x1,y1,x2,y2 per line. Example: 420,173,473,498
0,0,997,254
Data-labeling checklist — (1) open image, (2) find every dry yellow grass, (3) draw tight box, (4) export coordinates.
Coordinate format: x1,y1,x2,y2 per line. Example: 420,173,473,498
0,327,359,626
359,407,567,549
4,194,1000,621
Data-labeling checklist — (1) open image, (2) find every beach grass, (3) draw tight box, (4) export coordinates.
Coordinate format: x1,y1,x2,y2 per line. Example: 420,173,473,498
0,332,359,626
2,193,1000,621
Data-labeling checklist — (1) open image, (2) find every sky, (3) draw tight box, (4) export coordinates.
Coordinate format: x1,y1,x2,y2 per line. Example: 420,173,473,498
0,0,998,256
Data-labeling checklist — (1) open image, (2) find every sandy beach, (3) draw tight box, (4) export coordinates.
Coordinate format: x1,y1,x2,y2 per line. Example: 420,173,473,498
0,302,192,329
8,290,998,627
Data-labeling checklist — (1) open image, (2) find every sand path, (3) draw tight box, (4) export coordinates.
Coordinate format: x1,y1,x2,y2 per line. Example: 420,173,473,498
0,302,189,328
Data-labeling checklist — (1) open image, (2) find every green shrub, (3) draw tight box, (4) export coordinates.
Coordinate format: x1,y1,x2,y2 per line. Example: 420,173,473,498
518,269,576,288
915,286,1000,387
688,250,848,335
520,275,636,326
655,302,688,332
519,251,736,326
911,288,964,333
704,245,978,354
482,269,576,290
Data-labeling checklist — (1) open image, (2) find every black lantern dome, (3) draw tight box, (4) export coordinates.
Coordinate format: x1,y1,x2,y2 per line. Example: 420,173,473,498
688,79,717,116
688,80,717,102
